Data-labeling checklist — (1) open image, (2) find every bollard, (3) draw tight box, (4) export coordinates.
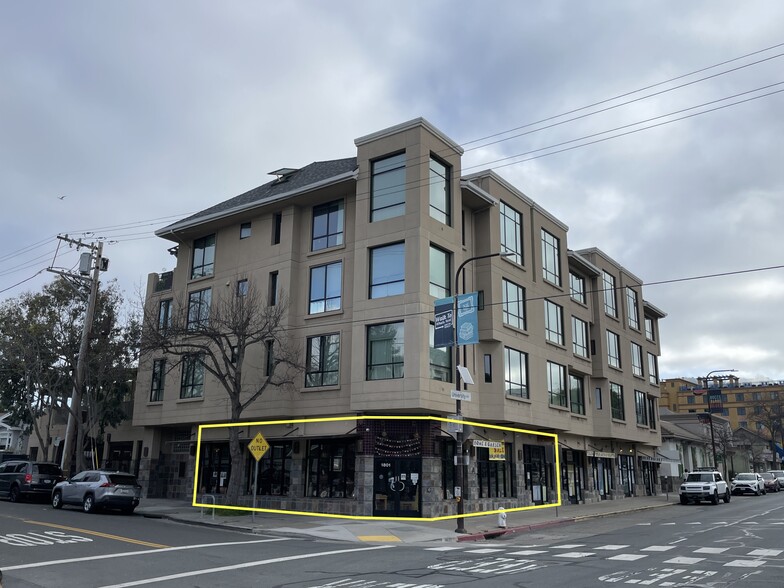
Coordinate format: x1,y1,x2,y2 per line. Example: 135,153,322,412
497,507,507,528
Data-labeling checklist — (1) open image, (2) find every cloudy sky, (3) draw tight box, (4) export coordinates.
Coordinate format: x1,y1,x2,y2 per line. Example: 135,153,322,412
2,1,783,382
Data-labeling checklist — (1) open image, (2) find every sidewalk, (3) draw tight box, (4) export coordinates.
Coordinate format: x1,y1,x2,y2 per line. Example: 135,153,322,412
136,493,677,544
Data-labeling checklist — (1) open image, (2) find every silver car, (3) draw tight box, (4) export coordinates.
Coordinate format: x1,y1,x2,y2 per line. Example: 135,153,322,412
51,470,142,514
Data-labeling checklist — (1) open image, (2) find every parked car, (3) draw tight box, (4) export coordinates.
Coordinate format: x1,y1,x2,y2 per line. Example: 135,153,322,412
0,460,65,502
51,470,142,514
679,470,730,504
731,472,766,496
761,472,780,492
768,470,784,487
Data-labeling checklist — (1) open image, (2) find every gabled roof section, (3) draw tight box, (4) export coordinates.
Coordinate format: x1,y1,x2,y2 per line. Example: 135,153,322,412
156,157,358,238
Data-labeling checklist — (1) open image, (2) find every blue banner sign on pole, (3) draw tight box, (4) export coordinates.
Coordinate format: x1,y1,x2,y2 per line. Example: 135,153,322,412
433,297,454,348
456,292,479,345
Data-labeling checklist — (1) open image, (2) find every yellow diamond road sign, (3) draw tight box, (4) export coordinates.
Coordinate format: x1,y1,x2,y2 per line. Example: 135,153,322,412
247,432,270,461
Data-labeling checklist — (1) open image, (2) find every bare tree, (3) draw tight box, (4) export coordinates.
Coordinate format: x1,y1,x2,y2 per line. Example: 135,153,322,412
140,278,301,504
750,392,784,456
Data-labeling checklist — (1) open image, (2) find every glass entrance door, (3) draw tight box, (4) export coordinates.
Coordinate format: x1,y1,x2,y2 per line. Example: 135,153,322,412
373,457,421,517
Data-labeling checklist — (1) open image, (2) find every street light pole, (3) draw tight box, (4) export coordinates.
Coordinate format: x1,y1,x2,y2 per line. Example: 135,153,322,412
453,251,511,534
701,369,737,474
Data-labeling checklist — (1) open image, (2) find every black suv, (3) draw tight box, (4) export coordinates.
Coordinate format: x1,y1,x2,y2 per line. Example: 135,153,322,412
0,460,65,502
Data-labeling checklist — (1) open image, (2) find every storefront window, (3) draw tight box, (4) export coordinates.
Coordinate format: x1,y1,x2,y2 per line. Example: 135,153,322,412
306,439,356,498
477,445,516,498
247,441,292,496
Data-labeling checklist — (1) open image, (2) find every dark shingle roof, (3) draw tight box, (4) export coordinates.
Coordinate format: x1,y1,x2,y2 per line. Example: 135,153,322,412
157,157,357,235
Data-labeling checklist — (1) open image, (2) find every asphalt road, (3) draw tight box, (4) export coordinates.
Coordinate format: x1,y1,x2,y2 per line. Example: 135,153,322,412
2,491,784,587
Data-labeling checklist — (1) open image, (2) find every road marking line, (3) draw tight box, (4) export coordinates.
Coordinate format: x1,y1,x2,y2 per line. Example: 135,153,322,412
425,546,462,551
465,548,505,553
508,550,547,555
554,552,594,558
664,557,704,564
725,559,765,568
550,543,585,549
748,549,782,557
607,553,647,561
1,538,289,572
694,547,729,554
356,535,400,542
23,520,168,549
97,545,395,587
595,544,629,550
641,545,675,552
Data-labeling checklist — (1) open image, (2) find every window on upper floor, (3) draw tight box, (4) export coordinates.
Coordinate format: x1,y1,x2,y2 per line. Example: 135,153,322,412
504,346,528,399
499,202,522,265
626,287,640,330
312,200,344,251
544,300,564,346
187,288,211,330
158,299,172,332
736,393,745,402
602,271,617,317
541,229,561,286
648,396,657,429
647,352,659,385
631,342,644,377
570,272,586,304
607,330,621,369
572,316,589,358
268,271,279,306
237,279,248,297
180,354,204,399
240,222,251,239
150,359,165,402
367,322,404,380
737,406,746,416
429,156,450,225
645,317,655,341
309,261,342,314
191,234,216,279
371,153,406,222
429,245,451,298
547,361,567,408
570,374,585,415
502,278,526,330
369,243,405,298
610,382,625,420
635,390,648,426
305,333,340,388
429,323,452,382
272,212,282,245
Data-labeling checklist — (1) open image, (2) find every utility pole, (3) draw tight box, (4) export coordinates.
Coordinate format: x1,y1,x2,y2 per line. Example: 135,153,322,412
49,236,106,475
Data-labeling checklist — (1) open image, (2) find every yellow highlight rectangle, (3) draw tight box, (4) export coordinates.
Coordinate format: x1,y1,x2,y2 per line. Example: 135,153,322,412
193,415,561,522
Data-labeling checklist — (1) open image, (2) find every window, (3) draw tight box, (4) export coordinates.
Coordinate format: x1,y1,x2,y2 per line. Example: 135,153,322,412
150,359,165,402
502,279,526,330
631,342,643,377
544,300,564,345
484,354,492,383
635,390,648,426
265,340,274,377
191,234,216,279
240,222,251,239
248,441,292,496
647,353,659,384
687,396,695,405
305,334,340,387
504,347,528,399
570,272,586,303
595,387,603,409
429,156,450,225
429,245,451,298
739,421,748,428
237,279,248,297
371,153,406,221
602,271,617,317
572,316,589,357
607,330,621,368
369,243,404,298
645,317,655,341
648,396,657,429
367,322,404,380
499,201,522,265
158,299,172,332
541,229,561,285
547,361,567,407
477,445,515,498
626,288,640,330
610,382,625,420
309,261,342,314
312,200,344,251
570,374,585,415
441,440,455,499
180,355,204,399
187,288,211,330
737,406,746,416
272,212,282,244
268,271,279,306
736,393,744,402
306,439,355,499
429,324,452,382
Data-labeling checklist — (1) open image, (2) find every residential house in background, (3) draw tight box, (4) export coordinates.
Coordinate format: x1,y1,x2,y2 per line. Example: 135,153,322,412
0,413,27,454
132,118,665,517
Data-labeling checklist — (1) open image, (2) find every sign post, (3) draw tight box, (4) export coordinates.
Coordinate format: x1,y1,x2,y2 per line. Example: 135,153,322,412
247,432,270,523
